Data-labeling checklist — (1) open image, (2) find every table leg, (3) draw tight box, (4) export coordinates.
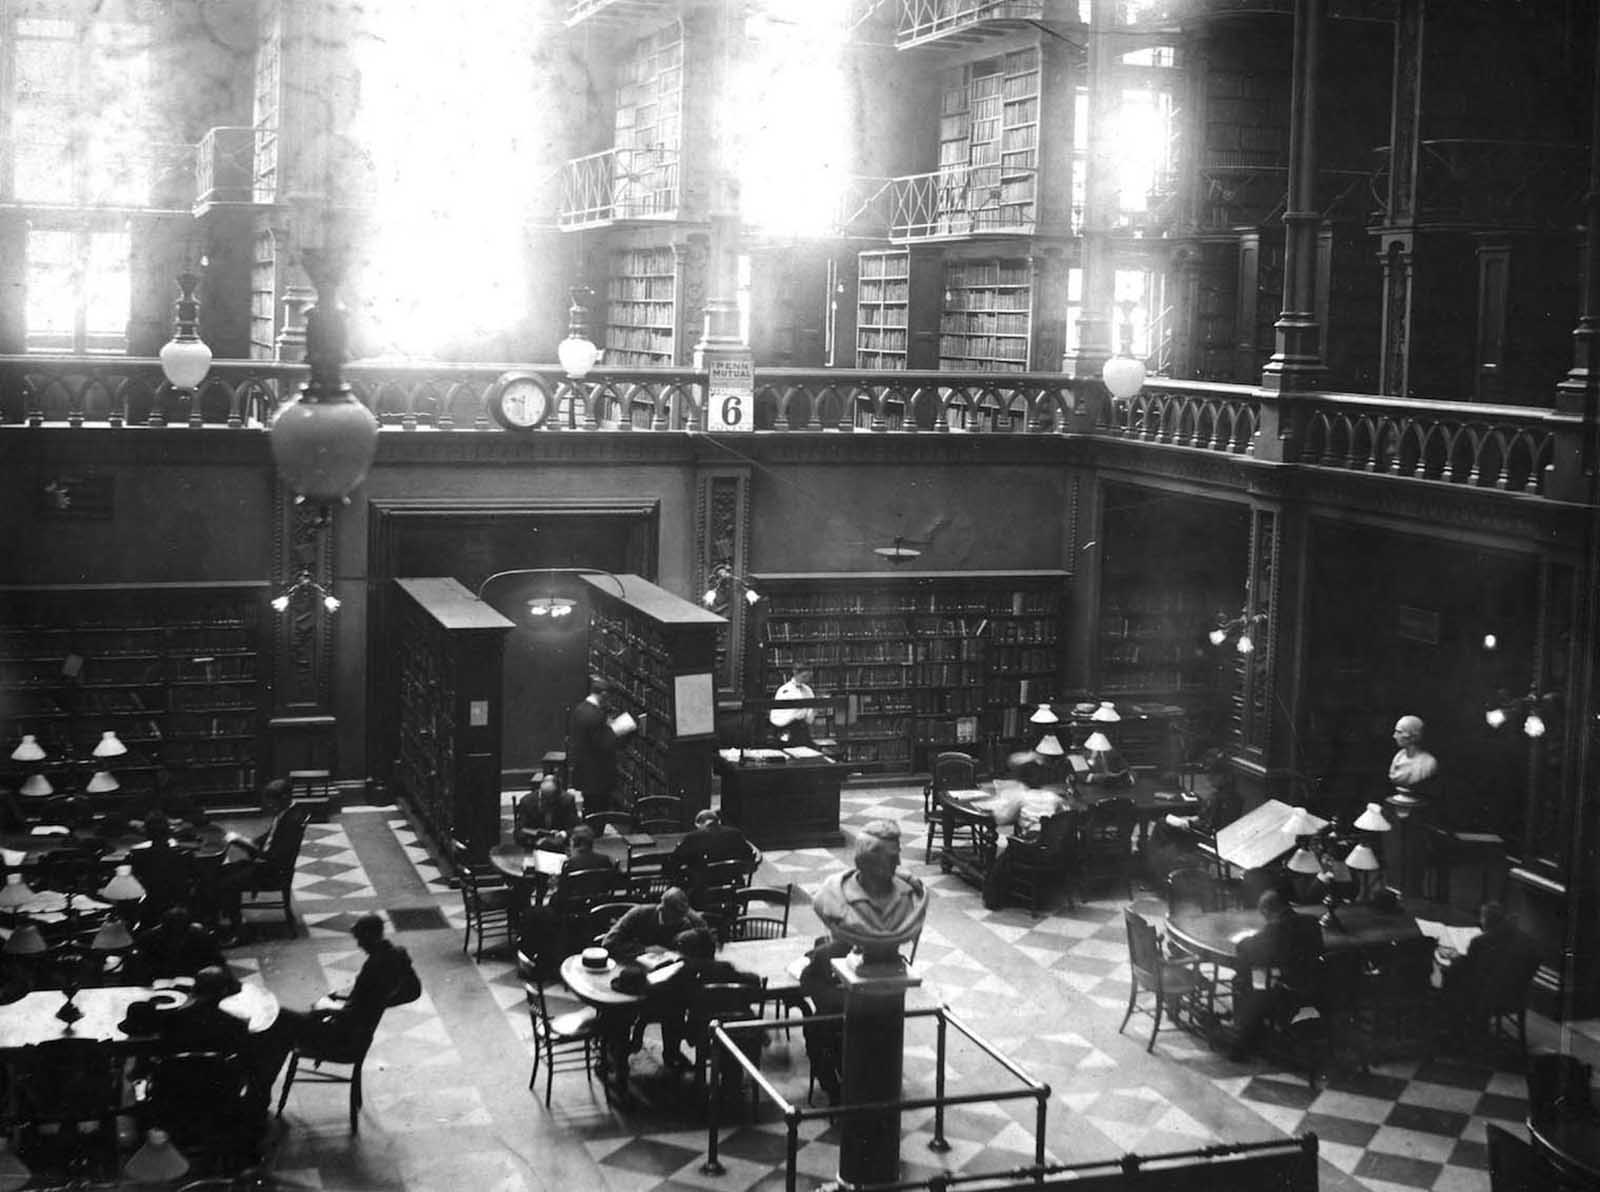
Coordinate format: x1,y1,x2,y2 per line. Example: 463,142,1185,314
594,1009,636,1107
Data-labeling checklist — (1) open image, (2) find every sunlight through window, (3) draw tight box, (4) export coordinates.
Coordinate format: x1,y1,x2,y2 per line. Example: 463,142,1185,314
349,2,548,357
737,1,851,238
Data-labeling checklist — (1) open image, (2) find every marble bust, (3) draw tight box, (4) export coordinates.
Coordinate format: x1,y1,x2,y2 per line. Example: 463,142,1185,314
1387,714,1439,791
812,820,928,967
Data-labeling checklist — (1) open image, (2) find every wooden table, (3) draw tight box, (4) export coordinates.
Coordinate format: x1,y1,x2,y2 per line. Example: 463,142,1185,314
1165,904,1424,969
559,935,813,1103
1528,1112,1600,1184
715,756,846,849
0,981,279,1050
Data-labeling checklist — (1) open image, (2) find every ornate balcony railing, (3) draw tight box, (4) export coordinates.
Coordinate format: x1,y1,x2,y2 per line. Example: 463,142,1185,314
895,0,1048,48
886,167,1037,241
0,355,1568,501
558,146,680,230
1099,378,1261,455
564,0,668,26
1297,390,1554,495
1372,139,1586,229
194,127,269,208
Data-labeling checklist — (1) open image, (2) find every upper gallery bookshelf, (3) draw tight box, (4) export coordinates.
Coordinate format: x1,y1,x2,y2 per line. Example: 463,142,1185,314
605,246,677,366
749,572,1068,776
0,583,267,813
940,256,1033,372
938,47,1040,237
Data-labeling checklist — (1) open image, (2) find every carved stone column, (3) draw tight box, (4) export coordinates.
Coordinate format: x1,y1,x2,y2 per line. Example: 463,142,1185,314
694,466,753,698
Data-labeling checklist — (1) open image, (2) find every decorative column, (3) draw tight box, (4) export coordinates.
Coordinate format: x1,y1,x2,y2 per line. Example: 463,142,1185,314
1064,0,1118,389
691,2,752,387
1257,0,1327,462
1376,0,1423,398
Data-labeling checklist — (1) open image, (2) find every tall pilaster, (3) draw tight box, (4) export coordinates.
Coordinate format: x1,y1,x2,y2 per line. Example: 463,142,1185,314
1064,0,1118,385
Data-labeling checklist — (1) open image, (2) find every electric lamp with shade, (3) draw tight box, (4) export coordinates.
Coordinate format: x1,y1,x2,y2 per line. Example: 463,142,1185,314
158,270,213,426
557,286,600,380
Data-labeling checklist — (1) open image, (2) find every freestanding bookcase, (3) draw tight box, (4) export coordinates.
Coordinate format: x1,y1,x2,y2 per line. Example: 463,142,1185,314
582,574,725,815
391,578,513,855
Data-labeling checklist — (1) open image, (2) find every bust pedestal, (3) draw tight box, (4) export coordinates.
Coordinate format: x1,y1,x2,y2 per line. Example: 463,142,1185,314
832,950,922,1187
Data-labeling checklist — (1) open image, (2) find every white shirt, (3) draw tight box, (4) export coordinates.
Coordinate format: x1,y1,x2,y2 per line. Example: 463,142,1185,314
770,679,816,727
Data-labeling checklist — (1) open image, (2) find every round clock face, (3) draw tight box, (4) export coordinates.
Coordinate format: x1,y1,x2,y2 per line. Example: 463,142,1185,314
488,373,552,431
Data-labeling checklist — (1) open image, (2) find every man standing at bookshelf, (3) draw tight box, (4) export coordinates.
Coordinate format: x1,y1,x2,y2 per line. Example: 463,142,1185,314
769,666,816,747
568,676,636,813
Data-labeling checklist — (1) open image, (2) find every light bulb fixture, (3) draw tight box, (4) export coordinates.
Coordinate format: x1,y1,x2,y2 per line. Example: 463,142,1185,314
86,770,120,793
873,537,922,565
1344,843,1381,872
99,865,146,904
158,269,213,396
1482,633,1498,651
272,569,341,616
1286,847,1322,875
90,918,135,951
1281,806,1322,837
269,238,380,507
123,1129,191,1185
92,730,127,759
1353,803,1392,833
2,924,46,956
10,735,45,763
0,872,36,910
527,596,577,619
20,774,52,798
1029,703,1059,726
1089,700,1120,723
1082,731,1114,755
1484,688,1557,739
557,285,600,379
1035,732,1065,757
1206,608,1267,654
700,564,762,610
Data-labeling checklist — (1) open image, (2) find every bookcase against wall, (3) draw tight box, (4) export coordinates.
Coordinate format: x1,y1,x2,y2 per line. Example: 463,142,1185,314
0,583,268,813
938,46,1040,237
749,571,1068,776
611,23,682,218
582,574,724,814
856,248,941,371
605,245,678,367
392,578,512,855
940,257,1033,372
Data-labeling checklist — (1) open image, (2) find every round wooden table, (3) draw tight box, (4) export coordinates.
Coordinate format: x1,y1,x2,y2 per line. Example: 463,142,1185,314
1165,903,1425,967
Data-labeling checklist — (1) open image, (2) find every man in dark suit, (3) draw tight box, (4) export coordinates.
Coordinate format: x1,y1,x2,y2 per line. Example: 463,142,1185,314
133,905,225,981
282,913,413,1057
128,811,196,929
1441,901,1541,1045
560,826,615,876
601,887,705,961
670,810,760,874
1229,890,1324,1060
211,779,310,941
568,676,633,813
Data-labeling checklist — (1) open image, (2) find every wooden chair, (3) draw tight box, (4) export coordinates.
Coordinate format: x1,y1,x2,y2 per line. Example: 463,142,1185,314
632,795,685,835
1477,941,1544,1055
239,806,310,933
1118,908,1207,1052
1351,934,1438,1065
524,975,600,1106
923,751,980,864
275,990,406,1133
13,1037,125,1182
934,790,999,890
583,811,635,839
688,858,748,923
587,900,643,946
143,1049,259,1172
1003,809,1083,913
1166,865,1228,917
449,837,515,961
689,979,768,1103
1081,796,1138,900
730,884,792,941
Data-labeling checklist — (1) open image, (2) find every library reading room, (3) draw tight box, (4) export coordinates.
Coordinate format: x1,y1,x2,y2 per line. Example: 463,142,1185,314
2,1,1599,1190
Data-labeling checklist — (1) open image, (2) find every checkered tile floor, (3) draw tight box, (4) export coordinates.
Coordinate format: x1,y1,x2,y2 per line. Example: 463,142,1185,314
229,791,1596,1192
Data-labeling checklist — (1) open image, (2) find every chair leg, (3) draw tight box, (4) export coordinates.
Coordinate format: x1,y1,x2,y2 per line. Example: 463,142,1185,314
1118,982,1137,1036
1148,993,1164,1052
276,1052,300,1118
544,1043,555,1108
350,1063,362,1133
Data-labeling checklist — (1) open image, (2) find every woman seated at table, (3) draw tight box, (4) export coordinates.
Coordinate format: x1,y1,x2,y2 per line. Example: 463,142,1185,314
514,775,580,851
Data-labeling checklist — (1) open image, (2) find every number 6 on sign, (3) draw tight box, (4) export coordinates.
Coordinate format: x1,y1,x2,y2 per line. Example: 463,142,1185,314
706,358,755,433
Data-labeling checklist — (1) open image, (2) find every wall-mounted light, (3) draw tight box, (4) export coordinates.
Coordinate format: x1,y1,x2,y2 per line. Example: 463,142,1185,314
1484,688,1557,738
527,596,577,619
701,563,762,609
271,569,341,614
1207,609,1266,655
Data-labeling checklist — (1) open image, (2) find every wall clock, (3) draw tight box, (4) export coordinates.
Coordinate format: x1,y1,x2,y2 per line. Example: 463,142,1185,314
487,372,553,431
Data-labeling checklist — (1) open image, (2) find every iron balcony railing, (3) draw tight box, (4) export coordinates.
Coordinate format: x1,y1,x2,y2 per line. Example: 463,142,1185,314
1371,139,1586,229
0,355,1573,503
559,146,680,229
896,0,1048,48
194,126,274,208
887,166,1037,241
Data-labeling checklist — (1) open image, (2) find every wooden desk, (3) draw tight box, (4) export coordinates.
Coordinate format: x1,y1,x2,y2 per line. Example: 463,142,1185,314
715,756,846,849
0,982,278,1050
1166,904,1424,969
